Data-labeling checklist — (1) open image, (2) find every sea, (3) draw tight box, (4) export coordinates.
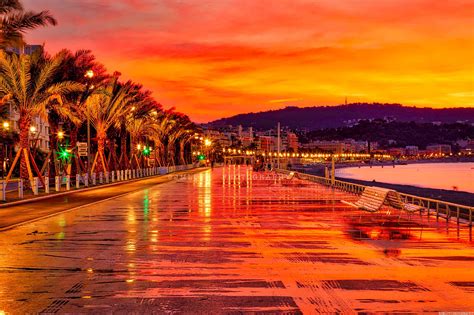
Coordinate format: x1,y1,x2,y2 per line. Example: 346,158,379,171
335,162,474,193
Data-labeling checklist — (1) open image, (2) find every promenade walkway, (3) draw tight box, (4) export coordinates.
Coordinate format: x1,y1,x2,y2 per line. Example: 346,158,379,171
0,166,472,313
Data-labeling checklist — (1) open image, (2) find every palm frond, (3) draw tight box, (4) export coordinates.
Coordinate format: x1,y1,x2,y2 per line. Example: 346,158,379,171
0,0,22,15
1,10,56,32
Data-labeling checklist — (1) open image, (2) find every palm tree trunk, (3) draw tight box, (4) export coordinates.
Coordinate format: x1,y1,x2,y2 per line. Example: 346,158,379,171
18,115,31,182
179,140,185,165
120,130,128,169
69,125,79,175
48,121,58,177
130,135,137,169
97,136,106,173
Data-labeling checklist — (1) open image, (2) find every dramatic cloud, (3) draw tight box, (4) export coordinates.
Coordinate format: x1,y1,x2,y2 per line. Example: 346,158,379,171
25,0,474,122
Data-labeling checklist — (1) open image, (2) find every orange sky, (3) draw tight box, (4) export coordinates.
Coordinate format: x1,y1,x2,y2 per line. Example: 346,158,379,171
24,0,473,122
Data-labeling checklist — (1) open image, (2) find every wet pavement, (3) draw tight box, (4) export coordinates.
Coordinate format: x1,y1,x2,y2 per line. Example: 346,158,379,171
0,166,473,314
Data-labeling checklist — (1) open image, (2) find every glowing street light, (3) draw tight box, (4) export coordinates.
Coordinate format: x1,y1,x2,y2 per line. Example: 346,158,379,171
29,126,37,133
85,69,94,79
2,121,9,130
58,131,64,139
204,139,212,147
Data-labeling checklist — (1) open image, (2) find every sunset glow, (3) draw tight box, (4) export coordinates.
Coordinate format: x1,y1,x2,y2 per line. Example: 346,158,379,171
24,0,474,122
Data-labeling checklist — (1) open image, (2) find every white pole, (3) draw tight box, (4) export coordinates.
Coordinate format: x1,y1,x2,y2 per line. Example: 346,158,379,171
44,176,49,194
331,156,335,186
277,122,280,169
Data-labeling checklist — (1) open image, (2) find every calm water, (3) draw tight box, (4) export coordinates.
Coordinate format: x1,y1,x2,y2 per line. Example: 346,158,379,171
336,162,474,193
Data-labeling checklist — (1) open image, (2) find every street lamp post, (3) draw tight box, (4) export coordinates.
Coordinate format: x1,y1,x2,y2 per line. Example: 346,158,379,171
84,70,94,174
1,121,9,178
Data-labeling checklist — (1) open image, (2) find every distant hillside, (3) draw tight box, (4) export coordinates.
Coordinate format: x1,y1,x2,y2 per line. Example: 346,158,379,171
207,103,474,130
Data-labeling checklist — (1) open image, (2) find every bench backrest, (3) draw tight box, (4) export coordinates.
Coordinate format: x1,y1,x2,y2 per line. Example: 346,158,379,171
386,190,404,209
355,186,391,212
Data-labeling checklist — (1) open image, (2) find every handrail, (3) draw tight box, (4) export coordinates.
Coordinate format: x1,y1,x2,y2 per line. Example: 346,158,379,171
1,164,199,203
276,168,473,226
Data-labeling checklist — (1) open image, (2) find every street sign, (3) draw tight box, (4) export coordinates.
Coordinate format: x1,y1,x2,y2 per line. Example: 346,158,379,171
77,142,88,157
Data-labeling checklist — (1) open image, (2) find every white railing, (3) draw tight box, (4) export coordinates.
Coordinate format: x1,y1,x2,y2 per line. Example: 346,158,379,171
276,169,473,227
0,163,200,203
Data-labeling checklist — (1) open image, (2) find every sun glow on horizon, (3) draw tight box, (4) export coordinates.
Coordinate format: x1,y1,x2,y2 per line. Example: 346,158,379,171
25,0,474,122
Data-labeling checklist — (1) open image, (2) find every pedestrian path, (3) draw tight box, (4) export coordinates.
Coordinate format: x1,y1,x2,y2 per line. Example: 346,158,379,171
0,166,472,313
0,167,206,230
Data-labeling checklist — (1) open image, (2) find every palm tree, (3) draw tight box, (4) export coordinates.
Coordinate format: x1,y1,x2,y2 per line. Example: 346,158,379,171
86,77,135,173
124,91,162,169
1,0,57,49
0,50,83,184
54,49,108,175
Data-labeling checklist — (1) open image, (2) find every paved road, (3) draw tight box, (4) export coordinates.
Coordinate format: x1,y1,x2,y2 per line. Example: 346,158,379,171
0,166,473,313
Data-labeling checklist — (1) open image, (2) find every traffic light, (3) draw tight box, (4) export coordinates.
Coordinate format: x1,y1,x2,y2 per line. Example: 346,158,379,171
57,147,71,161
143,147,150,156
198,154,206,160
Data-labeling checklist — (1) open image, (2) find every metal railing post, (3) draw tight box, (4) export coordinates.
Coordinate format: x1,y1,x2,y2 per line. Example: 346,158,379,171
44,176,49,193
18,179,23,198
66,175,70,191
84,173,89,187
1,181,6,201
55,176,60,192
32,177,38,195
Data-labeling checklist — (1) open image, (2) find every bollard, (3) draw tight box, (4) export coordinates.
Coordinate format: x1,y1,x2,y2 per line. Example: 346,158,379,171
99,172,103,184
111,171,115,182
84,173,89,187
66,175,71,191
132,169,135,179
92,173,96,186
120,170,124,181
32,177,39,195
125,169,129,181
44,176,50,193
18,179,24,199
105,171,109,184
76,174,80,189
1,180,6,201
55,176,60,192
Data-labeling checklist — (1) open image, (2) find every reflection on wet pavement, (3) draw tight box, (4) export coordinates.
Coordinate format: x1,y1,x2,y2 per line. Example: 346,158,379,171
0,166,473,313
